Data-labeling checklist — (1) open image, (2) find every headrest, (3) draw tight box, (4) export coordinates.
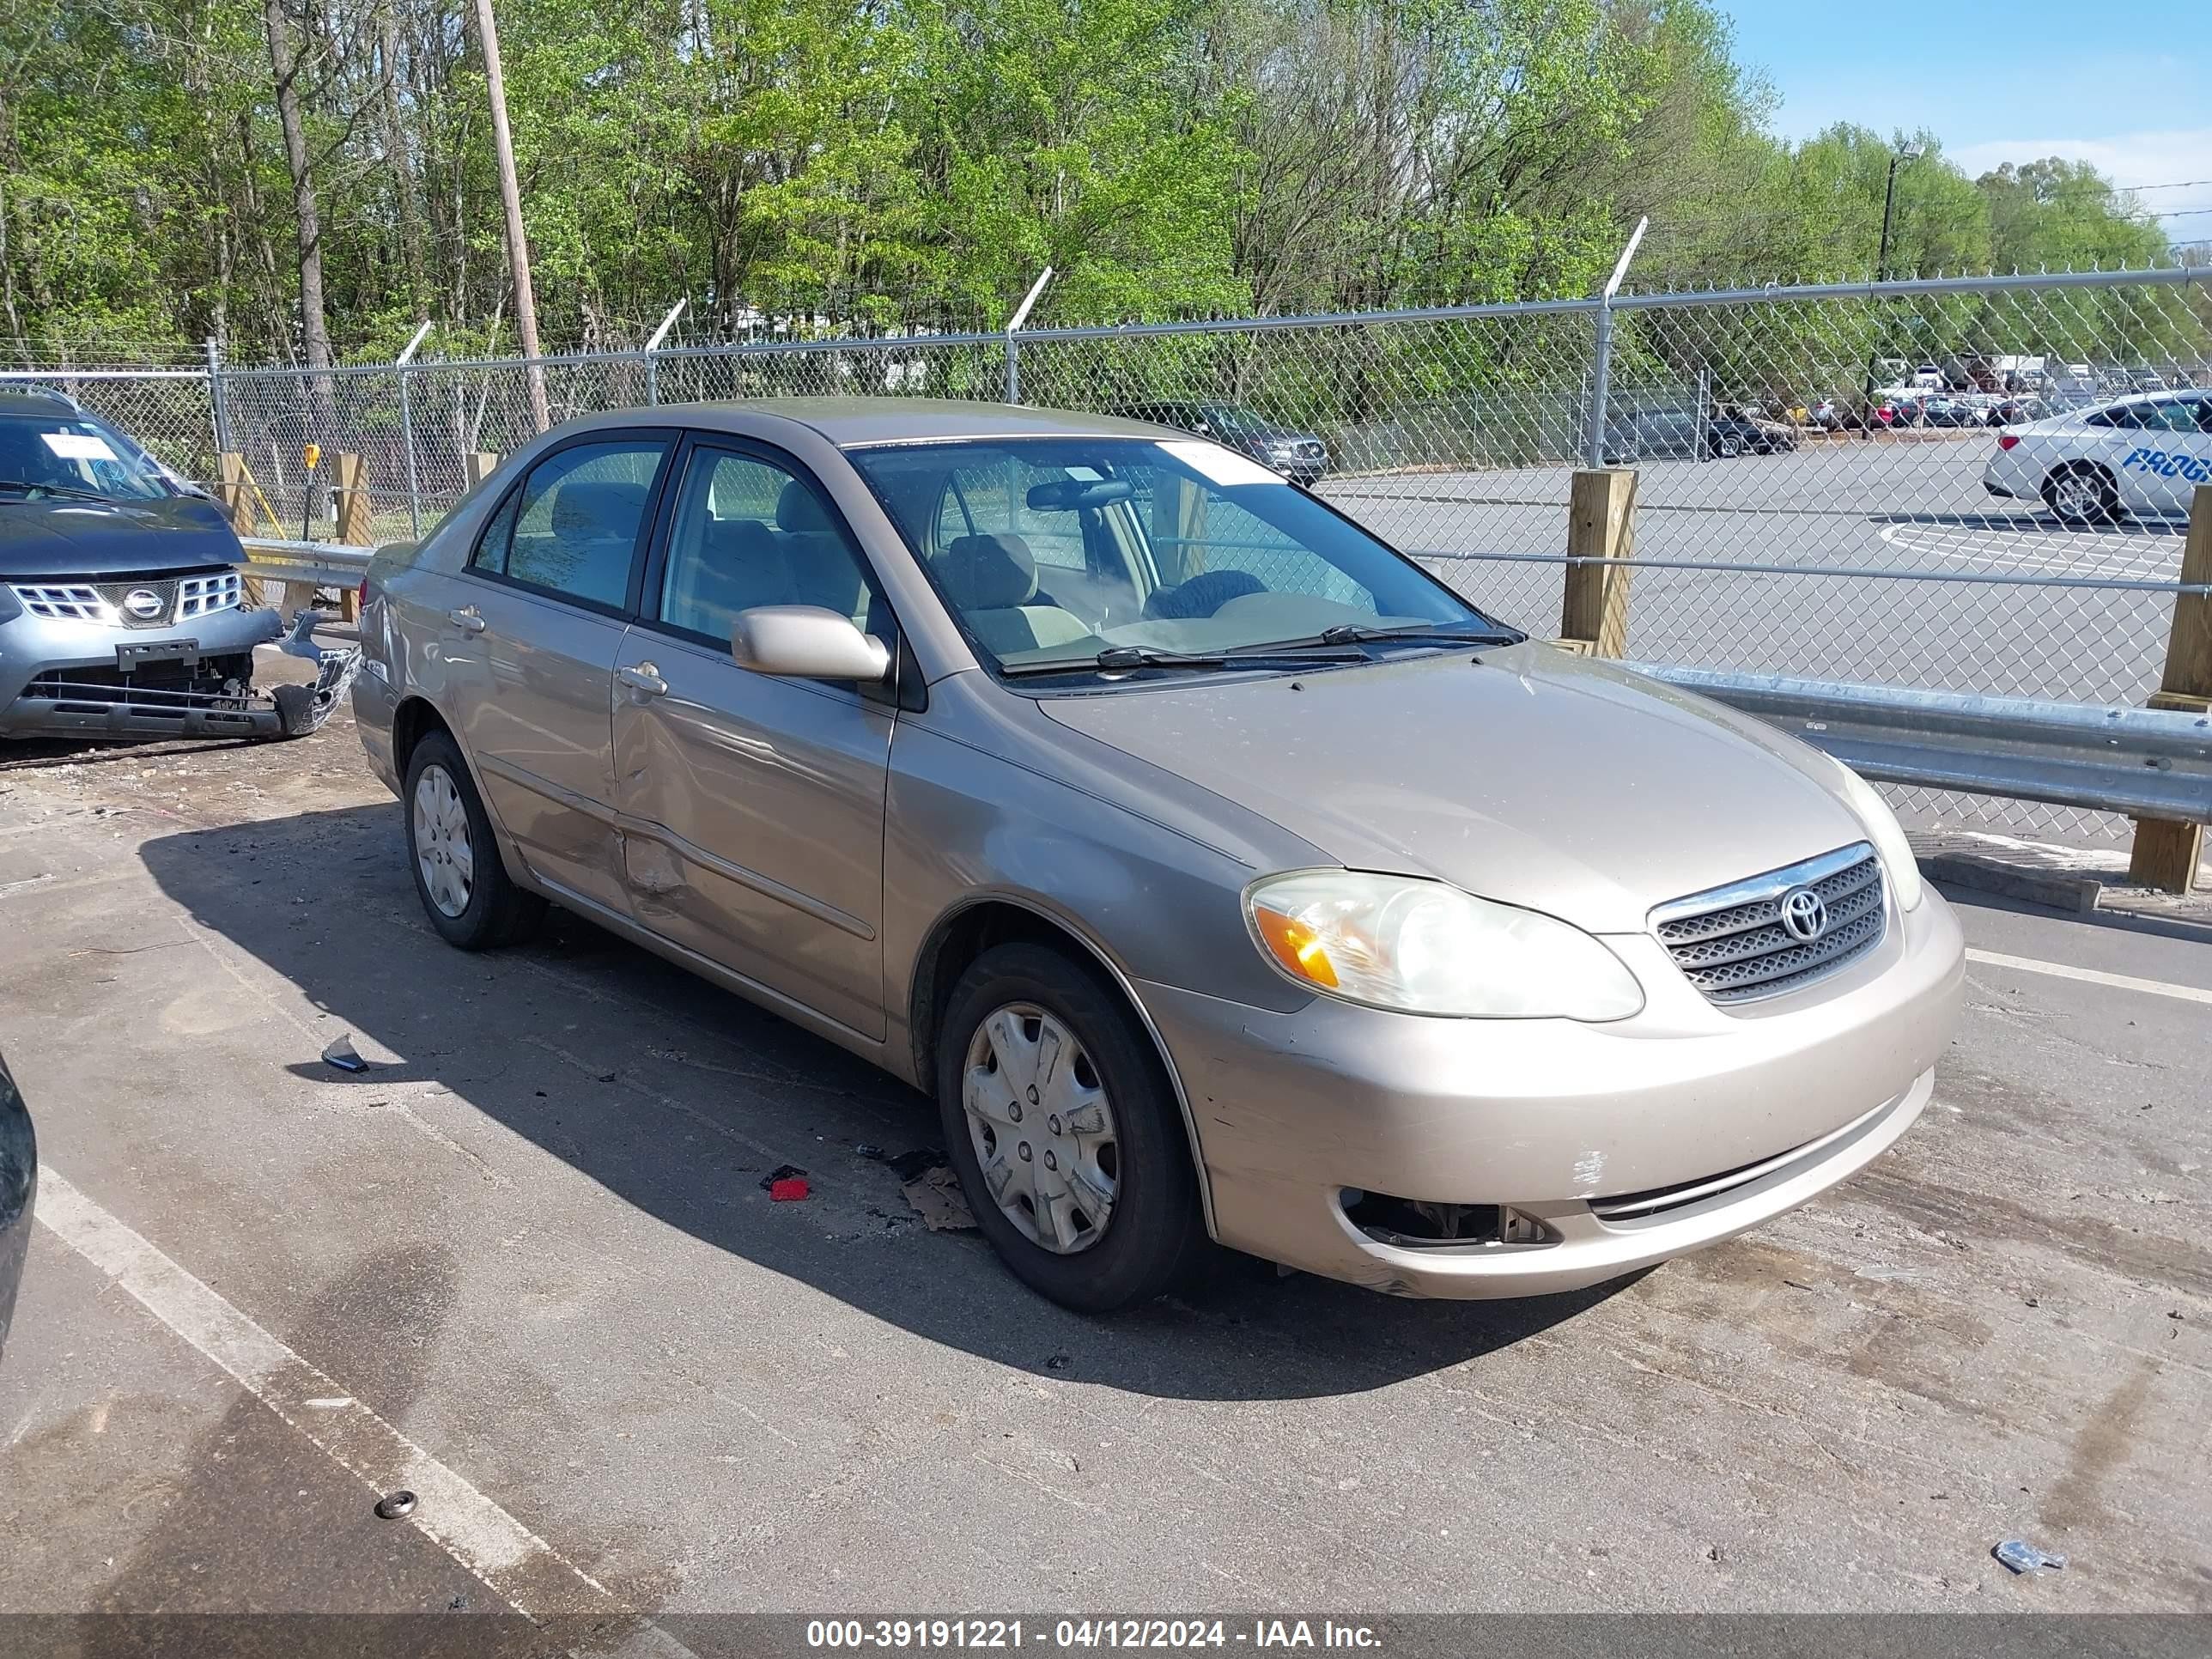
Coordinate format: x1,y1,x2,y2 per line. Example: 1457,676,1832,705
944,533,1038,610
776,479,834,535
551,478,646,539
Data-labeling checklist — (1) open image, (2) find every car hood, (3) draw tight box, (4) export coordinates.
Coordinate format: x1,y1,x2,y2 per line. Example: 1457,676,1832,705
1036,643,1870,933
0,494,244,580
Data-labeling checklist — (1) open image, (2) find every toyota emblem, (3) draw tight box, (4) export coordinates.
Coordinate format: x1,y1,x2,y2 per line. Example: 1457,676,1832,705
1779,885,1828,942
122,587,167,621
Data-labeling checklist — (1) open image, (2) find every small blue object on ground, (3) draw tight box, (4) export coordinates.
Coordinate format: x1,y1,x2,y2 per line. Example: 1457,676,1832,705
1994,1539,2068,1576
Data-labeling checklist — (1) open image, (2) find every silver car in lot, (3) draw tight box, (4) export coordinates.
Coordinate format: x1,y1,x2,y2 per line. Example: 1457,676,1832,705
355,400,1964,1312
0,387,344,741
1983,389,2212,522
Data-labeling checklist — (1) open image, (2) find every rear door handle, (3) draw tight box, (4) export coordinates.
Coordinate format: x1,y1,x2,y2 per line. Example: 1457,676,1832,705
617,663,669,698
446,606,486,635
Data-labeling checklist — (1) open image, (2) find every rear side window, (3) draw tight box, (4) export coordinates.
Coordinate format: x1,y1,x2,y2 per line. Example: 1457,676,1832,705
470,440,668,608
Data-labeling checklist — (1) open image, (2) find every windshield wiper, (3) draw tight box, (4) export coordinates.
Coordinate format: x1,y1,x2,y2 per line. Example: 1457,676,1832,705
1309,622,1527,648
998,641,1368,678
0,478,112,502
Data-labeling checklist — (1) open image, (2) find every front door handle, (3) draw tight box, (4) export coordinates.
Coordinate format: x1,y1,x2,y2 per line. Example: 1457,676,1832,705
617,663,669,699
446,606,486,635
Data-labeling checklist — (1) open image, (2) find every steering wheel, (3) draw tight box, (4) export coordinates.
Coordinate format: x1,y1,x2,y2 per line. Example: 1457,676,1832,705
1143,569,1265,621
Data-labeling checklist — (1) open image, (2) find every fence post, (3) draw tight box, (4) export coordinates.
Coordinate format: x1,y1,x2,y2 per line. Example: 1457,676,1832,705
1560,469,1637,658
204,338,231,462
392,321,433,541
1583,218,1647,469
332,453,372,622
643,299,687,407
2126,483,2212,892
216,453,257,537
1002,265,1054,405
462,451,500,490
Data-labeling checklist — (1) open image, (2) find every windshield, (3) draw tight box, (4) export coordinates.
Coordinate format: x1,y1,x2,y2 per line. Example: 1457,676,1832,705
848,437,1499,678
0,414,171,501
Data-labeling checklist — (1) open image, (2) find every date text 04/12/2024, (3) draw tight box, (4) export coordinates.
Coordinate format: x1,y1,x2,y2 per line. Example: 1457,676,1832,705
804,1620,1382,1650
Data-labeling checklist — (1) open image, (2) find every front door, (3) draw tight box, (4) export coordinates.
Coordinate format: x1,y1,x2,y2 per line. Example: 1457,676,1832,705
441,433,672,911
611,441,896,1040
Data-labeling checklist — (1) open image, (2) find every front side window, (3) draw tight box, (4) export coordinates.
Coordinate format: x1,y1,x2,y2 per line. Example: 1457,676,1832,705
471,439,667,608
658,447,882,643
0,414,170,502
851,436,1499,678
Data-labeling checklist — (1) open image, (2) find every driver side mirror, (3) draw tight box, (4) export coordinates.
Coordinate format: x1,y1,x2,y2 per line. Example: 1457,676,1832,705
731,605,890,683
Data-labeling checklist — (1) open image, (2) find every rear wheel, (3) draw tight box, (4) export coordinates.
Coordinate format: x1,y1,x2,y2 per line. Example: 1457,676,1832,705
2044,463,2118,526
403,731,544,950
937,944,1203,1313
1709,433,1742,459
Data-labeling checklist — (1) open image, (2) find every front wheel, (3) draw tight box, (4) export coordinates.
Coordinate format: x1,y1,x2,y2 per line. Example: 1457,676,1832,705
403,731,545,950
937,944,1204,1313
1710,433,1743,460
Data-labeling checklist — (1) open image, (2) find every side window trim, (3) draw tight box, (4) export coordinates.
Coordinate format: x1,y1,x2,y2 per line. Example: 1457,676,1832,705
459,428,681,618
637,432,905,657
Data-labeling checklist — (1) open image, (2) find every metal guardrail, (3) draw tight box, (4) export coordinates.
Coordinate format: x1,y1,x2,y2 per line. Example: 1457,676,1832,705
238,537,375,589
1635,664,2212,823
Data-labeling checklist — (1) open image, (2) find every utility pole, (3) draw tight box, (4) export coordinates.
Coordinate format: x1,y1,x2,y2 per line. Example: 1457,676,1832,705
471,0,548,432
1860,142,1924,434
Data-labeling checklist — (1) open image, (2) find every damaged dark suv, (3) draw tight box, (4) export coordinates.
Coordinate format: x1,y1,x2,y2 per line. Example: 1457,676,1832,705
0,387,348,741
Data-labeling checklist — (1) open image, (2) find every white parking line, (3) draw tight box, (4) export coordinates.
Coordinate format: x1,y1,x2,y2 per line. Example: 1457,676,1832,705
1966,947,2212,1006
34,1164,696,1655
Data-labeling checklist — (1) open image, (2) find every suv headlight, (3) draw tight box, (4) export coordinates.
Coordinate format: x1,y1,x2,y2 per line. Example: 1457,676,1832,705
1832,763,1924,912
1244,871,1643,1020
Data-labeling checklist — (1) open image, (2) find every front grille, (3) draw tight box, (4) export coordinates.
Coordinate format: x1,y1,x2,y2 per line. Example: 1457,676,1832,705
94,578,182,628
10,583,104,622
178,571,243,618
9,568,242,629
1653,842,1886,1005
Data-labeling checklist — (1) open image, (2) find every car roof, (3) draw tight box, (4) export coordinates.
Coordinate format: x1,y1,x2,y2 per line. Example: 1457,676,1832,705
626,397,1175,448
0,387,84,416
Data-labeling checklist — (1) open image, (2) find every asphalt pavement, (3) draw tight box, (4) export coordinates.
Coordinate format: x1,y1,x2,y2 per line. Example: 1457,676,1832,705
0,694,2207,1633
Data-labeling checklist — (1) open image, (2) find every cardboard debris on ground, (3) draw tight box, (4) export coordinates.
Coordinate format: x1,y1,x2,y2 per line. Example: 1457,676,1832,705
901,1164,976,1231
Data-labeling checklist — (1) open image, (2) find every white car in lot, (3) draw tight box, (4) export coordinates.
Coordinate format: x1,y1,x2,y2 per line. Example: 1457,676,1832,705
1983,390,2212,522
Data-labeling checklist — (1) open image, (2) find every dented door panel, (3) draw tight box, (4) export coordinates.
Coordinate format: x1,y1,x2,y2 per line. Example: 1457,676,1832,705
611,628,894,1040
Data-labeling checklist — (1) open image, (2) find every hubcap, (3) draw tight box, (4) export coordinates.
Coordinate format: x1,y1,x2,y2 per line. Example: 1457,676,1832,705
2051,473,2101,520
962,1004,1118,1255
412,764,475,919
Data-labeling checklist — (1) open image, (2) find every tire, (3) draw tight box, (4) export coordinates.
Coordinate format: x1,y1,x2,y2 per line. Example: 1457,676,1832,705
936,943,1204,1313
2043,463,2119,526
1710,434,1742,460
402,730,545,950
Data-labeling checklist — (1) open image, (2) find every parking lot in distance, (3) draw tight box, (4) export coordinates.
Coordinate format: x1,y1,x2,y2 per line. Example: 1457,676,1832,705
0,686,2207,1622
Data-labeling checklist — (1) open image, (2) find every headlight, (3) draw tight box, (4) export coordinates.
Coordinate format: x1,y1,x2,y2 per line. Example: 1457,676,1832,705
1244,871,1644,1020
1832,763,1924,912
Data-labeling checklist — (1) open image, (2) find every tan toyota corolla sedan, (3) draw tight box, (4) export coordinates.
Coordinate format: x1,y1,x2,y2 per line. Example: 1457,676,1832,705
355,400,1963,1312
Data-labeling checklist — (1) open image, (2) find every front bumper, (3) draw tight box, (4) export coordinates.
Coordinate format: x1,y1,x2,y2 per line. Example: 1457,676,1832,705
0,603,355,741
1139,886,1964,1297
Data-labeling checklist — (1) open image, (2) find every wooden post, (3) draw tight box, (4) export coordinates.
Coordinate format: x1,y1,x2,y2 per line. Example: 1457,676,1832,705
2126,483,2212,892
1560,468,1637,659
216,453,258,537
331,452,372,622
462,450,500,490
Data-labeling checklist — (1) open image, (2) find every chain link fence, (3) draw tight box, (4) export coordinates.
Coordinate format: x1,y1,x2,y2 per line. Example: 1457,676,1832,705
6,268,2209,842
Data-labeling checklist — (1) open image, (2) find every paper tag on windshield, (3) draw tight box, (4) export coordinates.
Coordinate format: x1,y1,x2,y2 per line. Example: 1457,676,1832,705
1161,440,1277,488
1063,465,1103,481
40,432,118,462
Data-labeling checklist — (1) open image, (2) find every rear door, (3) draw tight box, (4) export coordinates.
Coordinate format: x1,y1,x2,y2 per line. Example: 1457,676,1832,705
441,432,674,912
2113,395,2212,516
611,439,897,1040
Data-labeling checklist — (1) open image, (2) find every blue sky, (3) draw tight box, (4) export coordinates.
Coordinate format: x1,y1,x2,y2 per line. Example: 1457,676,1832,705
1718,3,2212,231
